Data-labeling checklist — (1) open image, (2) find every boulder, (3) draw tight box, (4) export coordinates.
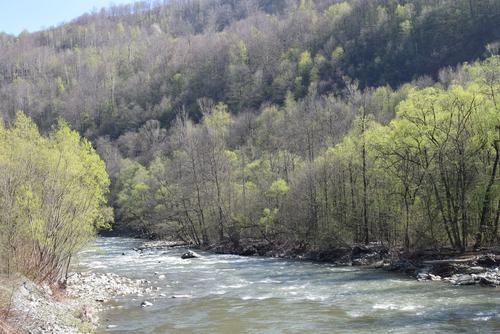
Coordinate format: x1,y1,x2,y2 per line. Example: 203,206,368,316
429,274,442,281
479,276,500,287
417,272,430,281
181,250,197,259
475,254,496,267
430,263,462,277
351,245,371,257
141,301,153,308
452,274,477,286
467,266,485,274
350,244,389,266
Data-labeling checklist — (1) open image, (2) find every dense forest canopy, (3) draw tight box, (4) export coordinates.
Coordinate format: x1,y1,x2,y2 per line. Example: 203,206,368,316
0,0,499,255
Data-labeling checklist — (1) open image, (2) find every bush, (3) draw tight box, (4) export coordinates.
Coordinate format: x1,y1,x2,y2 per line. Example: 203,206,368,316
0,113,111,283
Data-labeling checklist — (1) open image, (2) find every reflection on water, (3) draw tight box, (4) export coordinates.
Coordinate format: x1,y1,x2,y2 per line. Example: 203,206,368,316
75,237,500,334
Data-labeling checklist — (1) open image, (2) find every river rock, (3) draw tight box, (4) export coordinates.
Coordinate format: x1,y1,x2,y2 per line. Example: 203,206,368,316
467,266,485,274
417,272,430,281
479,276,500,287
452,274,477,286
141,301,153,307
430,263,462,277
352,252,381,266
181,250,197,259
429,274,442,281
475,254,496,267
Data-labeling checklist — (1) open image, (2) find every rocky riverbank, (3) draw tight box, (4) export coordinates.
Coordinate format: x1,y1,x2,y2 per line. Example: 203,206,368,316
393,253,500,287
4,272,154,333
196,239,500,287
132,238,500,288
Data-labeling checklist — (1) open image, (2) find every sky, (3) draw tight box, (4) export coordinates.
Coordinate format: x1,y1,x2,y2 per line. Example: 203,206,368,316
0,0,139,35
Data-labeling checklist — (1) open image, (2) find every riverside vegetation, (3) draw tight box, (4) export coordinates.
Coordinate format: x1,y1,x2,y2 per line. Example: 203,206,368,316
0,0,499,332
109,57,499,253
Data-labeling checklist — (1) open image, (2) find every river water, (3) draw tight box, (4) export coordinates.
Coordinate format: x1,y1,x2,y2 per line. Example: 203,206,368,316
75,237,500,333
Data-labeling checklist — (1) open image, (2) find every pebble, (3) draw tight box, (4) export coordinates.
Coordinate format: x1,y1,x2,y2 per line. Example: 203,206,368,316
10,271,159,334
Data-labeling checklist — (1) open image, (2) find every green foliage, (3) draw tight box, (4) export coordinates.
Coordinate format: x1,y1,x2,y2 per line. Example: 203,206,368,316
259,208,279,232
112,56,499,251
331,46,344,63
298,51,313,76
326,2,352,18
55,77,65,95
238,40,249,65
0,113,111,282
268,179,289,196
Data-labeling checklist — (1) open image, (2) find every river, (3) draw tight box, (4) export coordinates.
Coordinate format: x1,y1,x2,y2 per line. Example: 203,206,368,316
75,237,500,333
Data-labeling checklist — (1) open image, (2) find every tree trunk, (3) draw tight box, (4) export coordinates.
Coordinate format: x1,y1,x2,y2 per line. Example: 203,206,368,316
477,140,499,247
362,115,369,245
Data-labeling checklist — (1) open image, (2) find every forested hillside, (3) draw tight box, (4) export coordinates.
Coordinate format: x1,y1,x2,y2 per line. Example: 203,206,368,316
1,0,499,134
1,0,499,252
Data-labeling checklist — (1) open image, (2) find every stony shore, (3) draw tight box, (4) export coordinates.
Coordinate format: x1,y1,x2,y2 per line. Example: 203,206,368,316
390,253,500,287
199,239,500,287
5,272,154,333
133,238,500,287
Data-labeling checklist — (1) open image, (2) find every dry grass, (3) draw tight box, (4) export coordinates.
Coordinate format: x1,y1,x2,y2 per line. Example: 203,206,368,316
0,275,24,334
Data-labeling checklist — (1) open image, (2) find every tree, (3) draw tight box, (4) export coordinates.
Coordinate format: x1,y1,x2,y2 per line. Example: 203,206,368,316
387,83,498,250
